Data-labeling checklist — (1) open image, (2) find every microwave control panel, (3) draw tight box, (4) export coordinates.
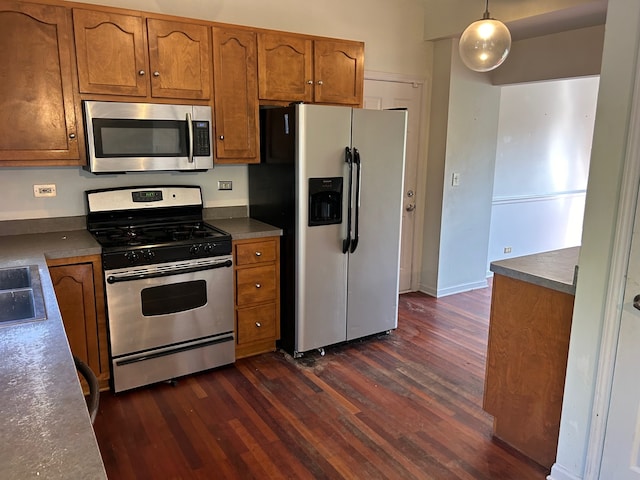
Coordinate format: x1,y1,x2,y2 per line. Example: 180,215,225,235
193,121,211,157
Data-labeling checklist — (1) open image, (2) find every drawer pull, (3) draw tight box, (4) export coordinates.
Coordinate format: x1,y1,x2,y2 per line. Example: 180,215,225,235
255,251,262,257
255,283,261,289
255,322,262,328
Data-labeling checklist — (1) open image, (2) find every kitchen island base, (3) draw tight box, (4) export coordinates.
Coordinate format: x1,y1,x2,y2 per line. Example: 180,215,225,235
483,273,574,468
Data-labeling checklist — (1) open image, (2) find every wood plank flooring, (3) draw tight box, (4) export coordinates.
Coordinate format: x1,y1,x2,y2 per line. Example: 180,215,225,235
93,287,549,479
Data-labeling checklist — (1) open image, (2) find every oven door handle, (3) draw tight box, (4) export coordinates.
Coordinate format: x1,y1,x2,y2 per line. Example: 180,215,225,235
106,259,232,284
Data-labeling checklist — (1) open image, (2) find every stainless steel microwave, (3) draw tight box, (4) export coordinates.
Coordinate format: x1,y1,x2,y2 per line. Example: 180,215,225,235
83,101,213,173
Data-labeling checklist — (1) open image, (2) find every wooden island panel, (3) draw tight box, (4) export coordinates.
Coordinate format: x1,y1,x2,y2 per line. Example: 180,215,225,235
483,273,574,468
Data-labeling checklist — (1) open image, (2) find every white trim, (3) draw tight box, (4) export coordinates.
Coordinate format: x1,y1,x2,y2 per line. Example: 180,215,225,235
418,279,489,298
581,32,640,480
548,463,583,480
492,190,587,206
364,69,426,85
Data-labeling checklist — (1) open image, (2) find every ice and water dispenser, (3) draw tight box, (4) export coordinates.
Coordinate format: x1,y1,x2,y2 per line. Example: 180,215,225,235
308,177,343,226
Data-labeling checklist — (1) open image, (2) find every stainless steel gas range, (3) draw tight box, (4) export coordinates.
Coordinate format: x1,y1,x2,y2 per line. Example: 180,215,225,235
86,186,235,393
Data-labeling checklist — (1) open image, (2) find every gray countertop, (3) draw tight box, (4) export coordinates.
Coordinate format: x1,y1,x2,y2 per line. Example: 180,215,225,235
490,246,580,295
0,231,106,480
0,217,279,479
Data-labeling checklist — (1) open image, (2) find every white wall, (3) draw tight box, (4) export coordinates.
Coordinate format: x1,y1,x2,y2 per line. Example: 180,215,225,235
551,0,640,478
0,0,430,222
419,38,500,297
488,77,599,266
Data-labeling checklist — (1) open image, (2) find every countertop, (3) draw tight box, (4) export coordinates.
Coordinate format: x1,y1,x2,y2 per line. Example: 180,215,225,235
490,246,580,295
0,217,280,479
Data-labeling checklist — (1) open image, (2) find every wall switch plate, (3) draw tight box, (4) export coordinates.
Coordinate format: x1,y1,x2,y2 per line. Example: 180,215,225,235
452,172,460,187
34,184,57,197
218,180,233,190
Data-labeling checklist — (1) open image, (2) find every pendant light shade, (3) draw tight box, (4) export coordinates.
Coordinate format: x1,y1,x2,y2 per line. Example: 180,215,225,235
458,0,511,72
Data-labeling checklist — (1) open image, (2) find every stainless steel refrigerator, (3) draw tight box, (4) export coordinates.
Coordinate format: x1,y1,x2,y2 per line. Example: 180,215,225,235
249,104,407,356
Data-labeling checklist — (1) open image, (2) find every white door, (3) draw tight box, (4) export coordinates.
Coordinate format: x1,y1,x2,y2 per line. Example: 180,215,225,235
363,78,423,293
600,190,640,479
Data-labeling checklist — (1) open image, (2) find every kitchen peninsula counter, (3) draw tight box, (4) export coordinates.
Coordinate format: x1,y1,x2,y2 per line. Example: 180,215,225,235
0,230,106,480
484,247,579,468
0,216,280,480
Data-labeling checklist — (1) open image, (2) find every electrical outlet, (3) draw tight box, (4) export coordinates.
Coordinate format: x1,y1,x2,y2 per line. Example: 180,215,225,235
34,184,57,197
218,180,233,191
504,247,512,254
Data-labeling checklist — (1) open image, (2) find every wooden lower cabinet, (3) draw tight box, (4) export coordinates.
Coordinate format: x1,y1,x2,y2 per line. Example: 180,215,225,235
233,237,280,359
47,255,110,392
483,274,574,468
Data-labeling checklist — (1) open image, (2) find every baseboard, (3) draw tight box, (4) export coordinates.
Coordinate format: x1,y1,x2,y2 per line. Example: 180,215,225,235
548,463,583,480
418,280,488,298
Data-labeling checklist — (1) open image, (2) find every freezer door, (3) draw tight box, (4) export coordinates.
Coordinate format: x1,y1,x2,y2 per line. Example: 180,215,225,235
295,104,352,353
346,108,407,341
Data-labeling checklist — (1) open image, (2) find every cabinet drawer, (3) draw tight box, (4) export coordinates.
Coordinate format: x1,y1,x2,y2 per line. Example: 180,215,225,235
237,303,277,345
235,239,277,266
236,265,276,305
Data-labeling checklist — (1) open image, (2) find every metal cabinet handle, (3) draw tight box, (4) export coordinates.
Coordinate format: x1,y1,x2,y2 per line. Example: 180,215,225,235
153,71,160,77
138,70,145,76
317,80,323,85
255,283,261,289
219,135,224,140
307,80,313,84
255,251,261,257
406,204,416,212
69,133,76,139
255,322,262,328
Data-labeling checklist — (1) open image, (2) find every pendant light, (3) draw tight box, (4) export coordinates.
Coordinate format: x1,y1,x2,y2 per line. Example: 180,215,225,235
458,0,511,72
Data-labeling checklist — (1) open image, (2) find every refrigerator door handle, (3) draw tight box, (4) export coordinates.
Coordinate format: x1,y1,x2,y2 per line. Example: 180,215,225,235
350,147,361,253
342,146,353,254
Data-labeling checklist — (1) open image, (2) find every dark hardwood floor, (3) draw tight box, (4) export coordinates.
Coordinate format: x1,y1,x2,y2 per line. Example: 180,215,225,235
93,286,549,479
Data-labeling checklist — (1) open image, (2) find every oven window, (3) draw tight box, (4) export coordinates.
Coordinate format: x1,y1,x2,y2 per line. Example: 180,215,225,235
93,119,187,157
141,280,207,316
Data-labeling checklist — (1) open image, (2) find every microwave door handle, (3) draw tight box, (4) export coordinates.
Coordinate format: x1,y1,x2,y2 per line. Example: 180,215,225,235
186,112,194,163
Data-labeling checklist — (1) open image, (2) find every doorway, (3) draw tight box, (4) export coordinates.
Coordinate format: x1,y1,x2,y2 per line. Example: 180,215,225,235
363,75,425,293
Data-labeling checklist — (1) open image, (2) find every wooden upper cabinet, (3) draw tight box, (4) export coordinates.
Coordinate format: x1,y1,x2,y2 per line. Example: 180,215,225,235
212,27,259,163
258,33,313,103
147,19,211,100
0,1,81,165
73,9,147,97
258,32,364,106
73,10,211,100
313,40,364,105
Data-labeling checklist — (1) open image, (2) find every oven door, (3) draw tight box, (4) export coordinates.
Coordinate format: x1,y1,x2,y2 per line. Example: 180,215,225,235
105,255,234,392
105,255,233,357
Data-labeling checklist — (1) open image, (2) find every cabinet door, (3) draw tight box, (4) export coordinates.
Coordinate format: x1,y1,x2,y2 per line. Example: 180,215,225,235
73,9,148,97
147,19,211,100
0,1,80,165
48,256,109,391
212,27,259,163
257,32,312,102
313,40,364,105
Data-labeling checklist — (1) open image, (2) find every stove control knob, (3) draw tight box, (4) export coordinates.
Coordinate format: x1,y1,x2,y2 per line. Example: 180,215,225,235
190,244,201,255
142,249,155,261
203,243,214,253
124,251,139,263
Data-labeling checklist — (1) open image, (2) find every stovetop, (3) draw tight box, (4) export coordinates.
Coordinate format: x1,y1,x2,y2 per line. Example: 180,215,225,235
91,221,229,249
85,186,232,270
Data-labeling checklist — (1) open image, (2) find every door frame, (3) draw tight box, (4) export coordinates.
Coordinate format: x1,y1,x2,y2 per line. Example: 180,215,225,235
364,70,430,292
583,47,640,479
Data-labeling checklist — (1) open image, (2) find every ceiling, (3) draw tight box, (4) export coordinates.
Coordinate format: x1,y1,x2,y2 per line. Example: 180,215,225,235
507,0,607,41
421,0,608,41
